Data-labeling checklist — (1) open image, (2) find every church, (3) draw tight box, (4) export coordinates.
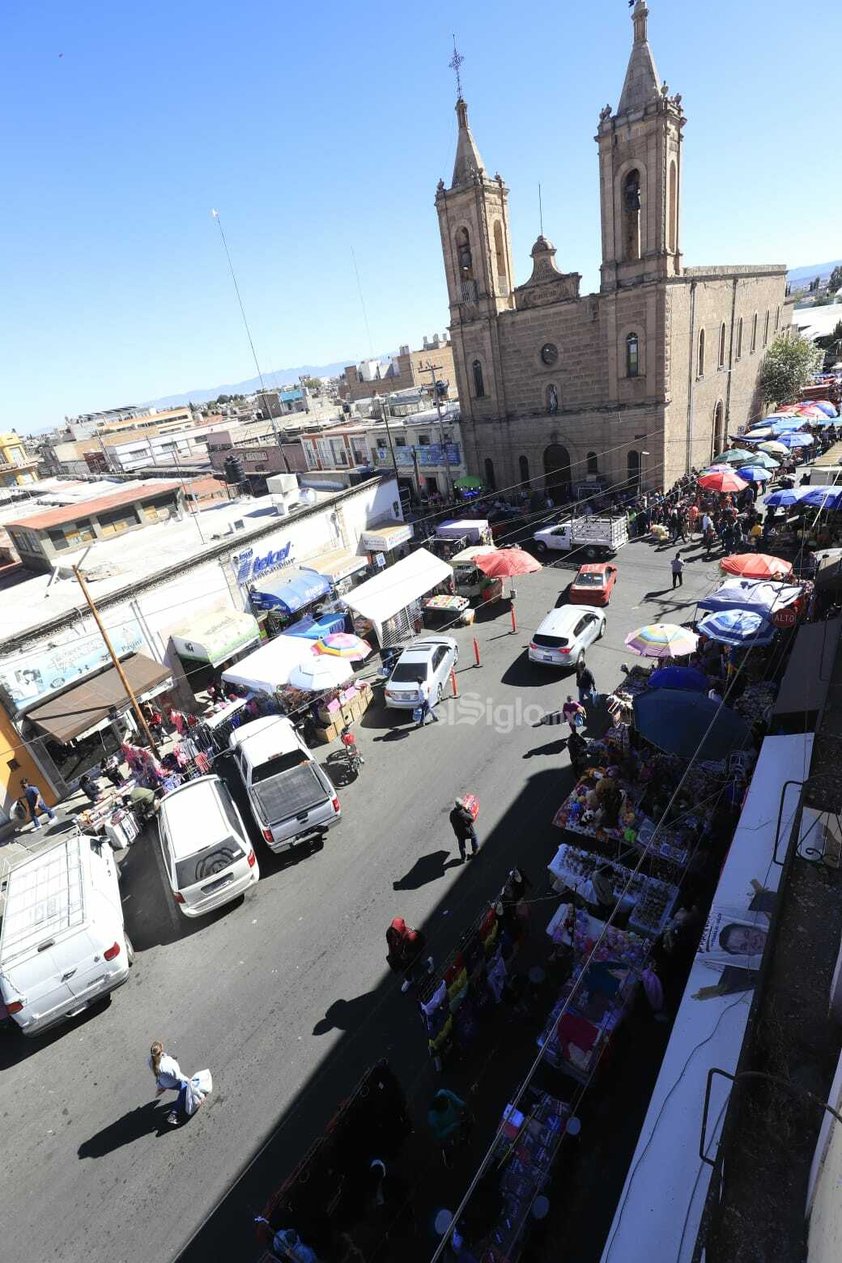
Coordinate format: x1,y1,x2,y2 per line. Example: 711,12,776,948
435,1,787,498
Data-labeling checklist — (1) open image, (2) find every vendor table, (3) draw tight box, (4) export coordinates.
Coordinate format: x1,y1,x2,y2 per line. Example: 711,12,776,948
552,770,644,852
422,593,475,627
547,843,678,940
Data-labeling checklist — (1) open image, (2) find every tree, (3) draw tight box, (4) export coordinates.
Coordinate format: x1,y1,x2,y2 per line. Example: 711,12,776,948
300,376,322,393
758,333,821,407
828,265,842,295
816,320,842,366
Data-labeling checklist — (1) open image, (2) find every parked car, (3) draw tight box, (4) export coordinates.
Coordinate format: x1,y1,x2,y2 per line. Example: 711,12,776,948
528,605,606,668
533,515,628,558
157,775,259,917
568,562,618,607
384,636,459,710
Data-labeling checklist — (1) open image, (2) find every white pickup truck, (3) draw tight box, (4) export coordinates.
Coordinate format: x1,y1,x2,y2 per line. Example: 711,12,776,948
230,716,341,851
533,515,628,559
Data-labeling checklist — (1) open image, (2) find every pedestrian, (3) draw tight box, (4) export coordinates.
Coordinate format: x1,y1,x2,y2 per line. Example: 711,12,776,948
20,777,56,830
386,917,433,992
416,678,439,726
566,729,588,777
148,1039,212,1127
703,525,716,559
641,963,669,1023
428,1088,470,1153
670,552,684,589
562,695,586,733
576,660,597,707
449,797,479,862
590,865,616,919
79,773,101,804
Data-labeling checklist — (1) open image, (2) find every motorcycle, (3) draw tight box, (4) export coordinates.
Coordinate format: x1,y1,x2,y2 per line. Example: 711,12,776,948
340,726,364,775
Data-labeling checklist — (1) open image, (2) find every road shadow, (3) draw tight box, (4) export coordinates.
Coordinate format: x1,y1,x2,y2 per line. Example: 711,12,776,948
0,996,112,1069
554,584,573,608
501,651,572,688
323,750,360,788
522,737,569,759
642,587,673,600
312,990,377,1037
392,850,451,891
78,1101,171,1158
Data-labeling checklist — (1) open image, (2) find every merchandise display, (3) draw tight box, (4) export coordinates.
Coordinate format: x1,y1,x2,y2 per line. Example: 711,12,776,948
547,844,678,940
537,948,639,1082
552,770,643,849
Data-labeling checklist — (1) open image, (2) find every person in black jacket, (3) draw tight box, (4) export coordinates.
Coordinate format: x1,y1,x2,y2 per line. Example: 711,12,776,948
449,799,478,862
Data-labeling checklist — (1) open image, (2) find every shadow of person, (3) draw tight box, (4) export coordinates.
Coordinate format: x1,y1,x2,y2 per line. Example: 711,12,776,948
78,1101,167,1159
312,992,376,1037
522,738,569,759
392,850,450,891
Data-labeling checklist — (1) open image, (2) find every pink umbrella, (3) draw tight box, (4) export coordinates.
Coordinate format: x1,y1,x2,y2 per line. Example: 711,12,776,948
473,547,542,578
698,469,749,493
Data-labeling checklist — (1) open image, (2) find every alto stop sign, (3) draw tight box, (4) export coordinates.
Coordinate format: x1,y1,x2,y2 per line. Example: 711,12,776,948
774,608,798,628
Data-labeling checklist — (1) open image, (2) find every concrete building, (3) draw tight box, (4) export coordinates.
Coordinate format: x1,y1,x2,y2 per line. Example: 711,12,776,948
255,387,307,418
206,427,308,487
0,433,39,488
339,335,456,404
435,1,786,496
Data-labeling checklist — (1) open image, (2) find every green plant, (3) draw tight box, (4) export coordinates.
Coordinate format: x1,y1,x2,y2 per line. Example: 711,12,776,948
758,333,821,407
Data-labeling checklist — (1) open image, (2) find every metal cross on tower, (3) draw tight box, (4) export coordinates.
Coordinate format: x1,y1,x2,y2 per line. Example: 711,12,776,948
449,37,465,99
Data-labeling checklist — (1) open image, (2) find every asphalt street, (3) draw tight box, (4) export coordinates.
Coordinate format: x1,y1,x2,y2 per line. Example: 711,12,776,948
0,533,724,1263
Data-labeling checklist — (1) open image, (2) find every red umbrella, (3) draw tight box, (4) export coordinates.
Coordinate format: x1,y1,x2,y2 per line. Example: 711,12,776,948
720,553,793,580
473,547,542,577
698,469,749,493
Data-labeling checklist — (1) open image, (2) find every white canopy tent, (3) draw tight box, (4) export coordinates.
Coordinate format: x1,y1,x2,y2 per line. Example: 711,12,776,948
342,547,453,644
221,634,315,695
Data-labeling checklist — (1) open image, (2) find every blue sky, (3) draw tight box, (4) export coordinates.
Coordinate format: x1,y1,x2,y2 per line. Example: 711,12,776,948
2,0,839,432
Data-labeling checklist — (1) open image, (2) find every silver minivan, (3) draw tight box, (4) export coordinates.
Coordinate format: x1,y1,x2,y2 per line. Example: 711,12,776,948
157,775,259,917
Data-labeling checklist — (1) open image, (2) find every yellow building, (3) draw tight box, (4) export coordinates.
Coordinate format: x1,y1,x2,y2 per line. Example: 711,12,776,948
0,702,55,831
0,432,39,489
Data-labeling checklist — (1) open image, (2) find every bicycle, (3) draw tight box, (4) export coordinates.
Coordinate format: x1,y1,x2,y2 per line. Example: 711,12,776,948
340,727,364,775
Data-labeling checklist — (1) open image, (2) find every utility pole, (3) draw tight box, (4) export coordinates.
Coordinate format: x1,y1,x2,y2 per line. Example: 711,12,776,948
71,564,160,756
424,361,453,502
378,394,401,488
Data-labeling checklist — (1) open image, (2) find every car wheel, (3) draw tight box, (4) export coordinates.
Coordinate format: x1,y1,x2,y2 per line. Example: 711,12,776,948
598,620,606,639
125,934,135,966
584,546,597,560
437,683,444,704
575,652,584,669
535,541,548,556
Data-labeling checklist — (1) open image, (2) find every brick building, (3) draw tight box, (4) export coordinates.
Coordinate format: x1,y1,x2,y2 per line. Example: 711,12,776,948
435,1,787,496
339,335,457,404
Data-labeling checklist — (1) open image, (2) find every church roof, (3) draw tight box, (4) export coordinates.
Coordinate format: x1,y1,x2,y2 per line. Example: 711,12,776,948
617,1,661,115
451,98,486,187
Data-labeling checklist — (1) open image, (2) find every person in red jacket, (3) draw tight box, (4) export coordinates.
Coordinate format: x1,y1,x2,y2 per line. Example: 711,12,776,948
386,918,433,993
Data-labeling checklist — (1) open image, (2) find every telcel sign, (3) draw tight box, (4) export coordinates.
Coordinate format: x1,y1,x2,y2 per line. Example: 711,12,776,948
232,540,294,586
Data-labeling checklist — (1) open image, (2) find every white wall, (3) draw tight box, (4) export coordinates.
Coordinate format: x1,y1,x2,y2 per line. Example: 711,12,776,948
807,1046,842,1261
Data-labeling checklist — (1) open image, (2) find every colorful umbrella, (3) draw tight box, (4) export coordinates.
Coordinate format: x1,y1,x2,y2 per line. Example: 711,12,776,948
813,401,838,418
794,404,825,418
744,451,779,469
624,623,699,658
736,466,768,483
758,440,788,456
776,432,814,448
314,632,372,660
698,469,748,493
765,487,809,508
632,690,752,761
712,448,754,465
720,553,793,580
287,655,355,691
648,666,709,692
800,487,842,511
697,609,776,647
702,464,736,473
473,547,541,577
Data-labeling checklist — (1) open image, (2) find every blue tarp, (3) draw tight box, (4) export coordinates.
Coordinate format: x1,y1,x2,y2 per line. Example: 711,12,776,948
648,666,709,692
250,570,331,614
284,611,349,640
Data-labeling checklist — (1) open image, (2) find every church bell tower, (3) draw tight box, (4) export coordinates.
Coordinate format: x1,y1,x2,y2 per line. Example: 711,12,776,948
597,0,685,291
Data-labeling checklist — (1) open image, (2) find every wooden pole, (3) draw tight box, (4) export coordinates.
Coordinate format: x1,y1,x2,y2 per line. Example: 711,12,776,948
72,565,160,756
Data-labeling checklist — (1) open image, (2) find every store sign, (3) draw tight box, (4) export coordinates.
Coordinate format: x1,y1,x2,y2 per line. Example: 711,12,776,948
360,523,414,551
0,619,146,710
232,539,294,586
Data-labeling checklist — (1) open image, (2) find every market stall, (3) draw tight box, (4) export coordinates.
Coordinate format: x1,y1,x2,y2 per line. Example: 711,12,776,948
343,547,454,646
547,844,678,940
300,546,369,596
221,634,317,695
169,607,261,696
248,569,332,634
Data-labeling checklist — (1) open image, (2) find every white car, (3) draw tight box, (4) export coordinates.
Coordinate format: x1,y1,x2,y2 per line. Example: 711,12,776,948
157,775,259,917
528,605,606,668
384,636,459,710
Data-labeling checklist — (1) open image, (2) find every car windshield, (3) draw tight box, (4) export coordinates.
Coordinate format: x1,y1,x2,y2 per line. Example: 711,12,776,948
533,633,569,648
391,661,427,683
575,573,604,586
252,748,309,783
176,837,245,888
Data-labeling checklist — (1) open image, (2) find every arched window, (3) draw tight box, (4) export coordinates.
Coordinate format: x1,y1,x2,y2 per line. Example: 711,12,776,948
472,360,485,398
763,311,770,346
626,332,640,378
736,317,744,359
712,401,725,459
494,221,508,292
622,169,642,262
698,328,706,378
627,449,641,488
775,305,781,331
483,457,496,491
718,322,727,369
667,160,677,254
751,313,758,353
519,455,530,485
455,227,473,279
586,451,599,475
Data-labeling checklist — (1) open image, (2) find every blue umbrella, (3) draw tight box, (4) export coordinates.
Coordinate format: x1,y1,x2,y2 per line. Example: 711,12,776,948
800,487,842,511
814,402,838,418
697,609,776,647
736,466,768,483
770,418,806,432
776,432,814,448
632,690,752,761
648,666,709,692
765,487,809,507
698,578,803,619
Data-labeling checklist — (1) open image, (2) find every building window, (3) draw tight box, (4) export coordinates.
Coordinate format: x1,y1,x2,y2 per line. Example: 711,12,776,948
472,360,485,398
713,401,725,458
763,311,770,346
697,328,706,378
417,434,430,445
667,160,677,254
775,305,781,331
519,455,530,485
625,332,640,378
718,322,727,369
484,457,496,490
394,436,407,447
586,451,599,475
622,169,642,262
494,221,508,291
751,313,758,353
541,342,559,366
455,227,473,280
736,317,743,360
627,449,641,488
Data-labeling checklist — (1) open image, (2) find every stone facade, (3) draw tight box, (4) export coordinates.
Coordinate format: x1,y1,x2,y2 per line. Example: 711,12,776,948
435,2,786,496
339,337,456,403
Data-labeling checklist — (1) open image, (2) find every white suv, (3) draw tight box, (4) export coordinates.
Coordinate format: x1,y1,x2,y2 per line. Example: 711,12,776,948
384,636,459,710
158,775,259,917
528,605,606,668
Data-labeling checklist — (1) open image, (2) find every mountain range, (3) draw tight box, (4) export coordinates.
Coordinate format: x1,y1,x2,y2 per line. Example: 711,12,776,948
146,357,384,410
787,259,842,286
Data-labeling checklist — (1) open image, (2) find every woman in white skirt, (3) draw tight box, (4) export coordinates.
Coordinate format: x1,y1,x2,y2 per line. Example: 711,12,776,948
149,1040,212,1127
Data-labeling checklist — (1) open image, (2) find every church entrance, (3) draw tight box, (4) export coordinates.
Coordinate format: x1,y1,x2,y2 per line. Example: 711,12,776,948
543,443,571,501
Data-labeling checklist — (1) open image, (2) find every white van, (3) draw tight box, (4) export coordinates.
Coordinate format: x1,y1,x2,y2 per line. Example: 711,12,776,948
157,775,259,917
0,831,132,1037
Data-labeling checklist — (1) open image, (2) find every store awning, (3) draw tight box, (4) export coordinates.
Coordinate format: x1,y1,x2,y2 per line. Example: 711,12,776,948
221,634,316,694
301,549,368,582
772,616,841,724
25,653,172,744
343,548,453,636
249,569,331,615
284,611,348,640
359,522,414,552
170,608,260,667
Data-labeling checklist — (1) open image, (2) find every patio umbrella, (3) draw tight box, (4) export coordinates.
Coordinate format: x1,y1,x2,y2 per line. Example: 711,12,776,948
632,690,752,761
698,469,748,493
769,418,806,432
624,623,699,658
776,432,814,448
473,547,541,577
813,401,838,418
702,464,736,473
697,577,803,619
758,440,789,455
314,632,372,660
800,486,842,511
794,404,825,418
736,466,769,483
746,451,780,469
712,448,754,465
697,609,776,647
648,666,709,692
741,428,772,441
287,655,355,691
454,475,483,491
720,553,794,580
765,487,809,508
